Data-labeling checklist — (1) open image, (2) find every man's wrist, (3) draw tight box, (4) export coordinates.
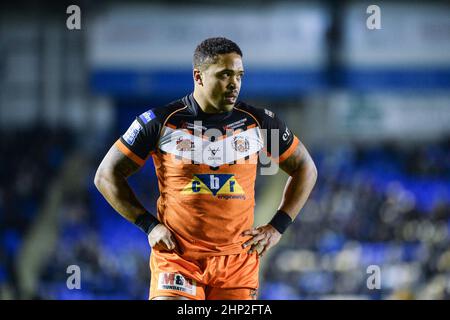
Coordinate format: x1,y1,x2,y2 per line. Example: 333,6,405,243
268,210,293,234
134,211,160,235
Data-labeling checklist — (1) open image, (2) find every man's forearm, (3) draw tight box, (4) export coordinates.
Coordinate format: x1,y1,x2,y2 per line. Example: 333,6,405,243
278,163,317,221
243,158,317,254
94,169,148,223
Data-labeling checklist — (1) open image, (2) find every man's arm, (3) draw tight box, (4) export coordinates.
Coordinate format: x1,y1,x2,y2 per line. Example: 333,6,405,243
277,140,318,220
242,141,317,256
94,145,146,222
94,144,176,251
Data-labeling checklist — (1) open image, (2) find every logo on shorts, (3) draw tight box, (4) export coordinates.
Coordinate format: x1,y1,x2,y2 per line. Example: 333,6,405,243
158,273,196,296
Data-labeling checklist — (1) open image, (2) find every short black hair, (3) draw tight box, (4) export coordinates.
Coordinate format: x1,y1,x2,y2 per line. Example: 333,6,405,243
193,37,243,70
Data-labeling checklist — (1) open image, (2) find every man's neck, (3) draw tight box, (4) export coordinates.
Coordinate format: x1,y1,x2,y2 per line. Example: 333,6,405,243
193,91,230,114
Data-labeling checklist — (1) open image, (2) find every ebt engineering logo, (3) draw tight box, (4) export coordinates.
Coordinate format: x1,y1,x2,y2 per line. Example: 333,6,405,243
181,174,246,200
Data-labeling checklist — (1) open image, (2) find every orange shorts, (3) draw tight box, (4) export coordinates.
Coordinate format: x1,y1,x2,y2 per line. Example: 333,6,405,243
149,249,259,300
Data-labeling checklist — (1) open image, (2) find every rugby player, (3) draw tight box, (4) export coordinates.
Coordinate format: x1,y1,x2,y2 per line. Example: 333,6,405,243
94,37,317,300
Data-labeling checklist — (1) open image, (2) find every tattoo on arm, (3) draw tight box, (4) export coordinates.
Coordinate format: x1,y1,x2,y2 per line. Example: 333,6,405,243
110,147,141,178
277,141,318,219
95,145,147,223
279,142,310,176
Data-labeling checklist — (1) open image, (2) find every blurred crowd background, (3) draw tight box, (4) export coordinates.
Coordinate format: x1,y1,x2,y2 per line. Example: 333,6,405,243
1,0,450,299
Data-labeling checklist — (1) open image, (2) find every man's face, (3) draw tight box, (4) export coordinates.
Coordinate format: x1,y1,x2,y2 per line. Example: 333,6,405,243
196,52,244,111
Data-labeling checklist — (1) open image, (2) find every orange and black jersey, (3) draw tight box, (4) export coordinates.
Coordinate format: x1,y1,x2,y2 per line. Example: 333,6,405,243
116,93,299,259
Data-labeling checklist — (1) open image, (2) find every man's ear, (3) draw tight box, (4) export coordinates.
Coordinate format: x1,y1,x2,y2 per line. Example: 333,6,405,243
193,69,203,86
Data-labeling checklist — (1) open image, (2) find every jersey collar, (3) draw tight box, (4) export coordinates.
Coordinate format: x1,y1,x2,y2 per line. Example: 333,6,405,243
183,93,234,122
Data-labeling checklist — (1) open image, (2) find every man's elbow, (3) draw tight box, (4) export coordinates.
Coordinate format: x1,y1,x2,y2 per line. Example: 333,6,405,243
309,161,318,185
94,166,108,191
297,159,318,185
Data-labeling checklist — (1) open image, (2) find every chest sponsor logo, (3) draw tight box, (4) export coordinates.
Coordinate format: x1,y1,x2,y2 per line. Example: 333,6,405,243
176,137,195,151
223,117,247,131
180,121,207,131
209,147,220,156
158,273,196,296
232,136,250,153
181,174,245,199
208,147,221,160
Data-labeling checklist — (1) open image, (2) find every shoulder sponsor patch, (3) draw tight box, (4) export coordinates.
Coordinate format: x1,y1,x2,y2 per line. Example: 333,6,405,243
123,119,142,145
282,127,291,141
264,108,275,118
157,273,196,296
139,110,156,124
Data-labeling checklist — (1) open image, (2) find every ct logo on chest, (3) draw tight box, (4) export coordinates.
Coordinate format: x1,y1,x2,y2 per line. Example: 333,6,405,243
181,174,245,197
232,136,250,153
176,137,195,151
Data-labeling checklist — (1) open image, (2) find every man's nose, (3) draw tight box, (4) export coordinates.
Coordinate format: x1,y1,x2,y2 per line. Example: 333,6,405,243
228,76,239,89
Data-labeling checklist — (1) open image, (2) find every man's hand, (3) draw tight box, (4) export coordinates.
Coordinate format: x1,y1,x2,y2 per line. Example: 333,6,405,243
148,224,177,251
241,224,282,257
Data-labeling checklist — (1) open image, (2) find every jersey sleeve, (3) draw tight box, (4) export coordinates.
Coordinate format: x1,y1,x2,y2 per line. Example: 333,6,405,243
259,108,299,163
115,109,162,166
